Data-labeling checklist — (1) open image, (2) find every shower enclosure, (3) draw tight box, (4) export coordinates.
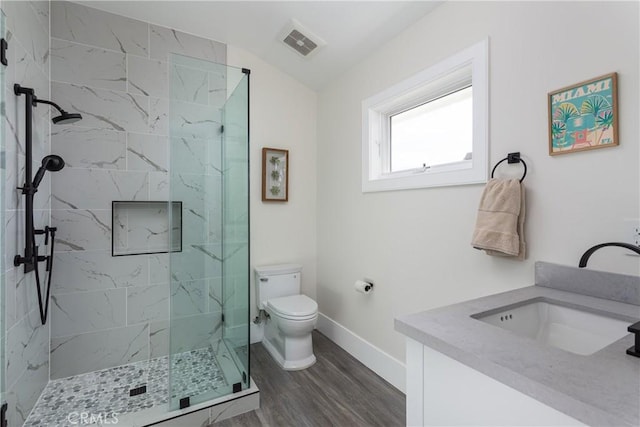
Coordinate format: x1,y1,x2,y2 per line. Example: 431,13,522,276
167,54,251,410
21,53,252,425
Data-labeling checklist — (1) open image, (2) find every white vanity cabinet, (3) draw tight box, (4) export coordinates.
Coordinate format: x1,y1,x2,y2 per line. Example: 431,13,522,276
397,264,640,427
405,338,585,426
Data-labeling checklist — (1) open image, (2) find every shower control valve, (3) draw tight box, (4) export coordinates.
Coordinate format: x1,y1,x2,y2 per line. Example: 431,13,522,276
13,254,25,267
35,226,54,245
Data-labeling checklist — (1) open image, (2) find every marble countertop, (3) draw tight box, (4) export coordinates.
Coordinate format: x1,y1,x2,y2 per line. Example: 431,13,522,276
395,272,640,426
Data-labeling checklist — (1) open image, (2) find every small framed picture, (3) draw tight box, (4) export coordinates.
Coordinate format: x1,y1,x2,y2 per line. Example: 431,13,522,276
548,73,618,155
262,147,289,202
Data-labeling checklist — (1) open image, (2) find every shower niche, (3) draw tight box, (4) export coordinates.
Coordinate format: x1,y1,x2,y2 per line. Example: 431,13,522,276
112,201,183,256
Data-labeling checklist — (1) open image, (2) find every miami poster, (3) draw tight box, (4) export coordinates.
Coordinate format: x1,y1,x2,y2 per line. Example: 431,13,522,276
548,73,618,155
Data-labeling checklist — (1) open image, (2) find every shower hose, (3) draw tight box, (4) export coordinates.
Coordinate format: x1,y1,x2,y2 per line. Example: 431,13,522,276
32,217,56,325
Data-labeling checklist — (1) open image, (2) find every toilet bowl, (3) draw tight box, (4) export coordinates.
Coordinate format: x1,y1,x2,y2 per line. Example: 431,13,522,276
255,265,318,370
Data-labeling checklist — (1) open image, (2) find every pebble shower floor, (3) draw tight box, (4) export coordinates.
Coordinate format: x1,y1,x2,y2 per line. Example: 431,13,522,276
24,347,228,426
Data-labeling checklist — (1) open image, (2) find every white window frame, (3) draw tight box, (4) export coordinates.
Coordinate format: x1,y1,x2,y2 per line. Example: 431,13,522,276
362,39,488,193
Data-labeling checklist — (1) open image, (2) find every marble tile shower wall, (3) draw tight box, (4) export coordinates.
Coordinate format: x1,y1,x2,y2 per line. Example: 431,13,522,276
0,1,51,425
49,1,227,380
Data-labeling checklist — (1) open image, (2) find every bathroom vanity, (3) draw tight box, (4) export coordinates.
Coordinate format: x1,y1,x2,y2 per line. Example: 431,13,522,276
395,262,640,426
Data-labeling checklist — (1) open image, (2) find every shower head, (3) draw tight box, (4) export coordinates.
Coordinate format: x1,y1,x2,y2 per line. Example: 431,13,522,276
52,111,82,125
42,155,65,172
31,97,83,125
32,155,65,190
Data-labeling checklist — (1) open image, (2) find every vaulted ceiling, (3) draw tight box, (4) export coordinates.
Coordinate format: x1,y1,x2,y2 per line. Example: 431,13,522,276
78,1,442,90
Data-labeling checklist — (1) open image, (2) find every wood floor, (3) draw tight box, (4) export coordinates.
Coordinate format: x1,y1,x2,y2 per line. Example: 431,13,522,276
213,331,405,427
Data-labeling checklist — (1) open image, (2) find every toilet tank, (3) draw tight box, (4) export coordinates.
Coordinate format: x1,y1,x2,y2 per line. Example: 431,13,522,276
255,264,302,309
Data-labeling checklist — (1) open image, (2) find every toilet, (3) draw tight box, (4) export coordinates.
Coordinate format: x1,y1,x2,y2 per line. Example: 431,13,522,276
255,264,318,370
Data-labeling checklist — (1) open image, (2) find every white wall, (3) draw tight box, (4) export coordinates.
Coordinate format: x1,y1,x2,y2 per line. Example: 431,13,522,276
316,1,640,362
227,47,318,322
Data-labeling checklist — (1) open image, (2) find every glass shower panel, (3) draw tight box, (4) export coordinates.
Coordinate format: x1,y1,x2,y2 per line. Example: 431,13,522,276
221,69,250,389
168,54,249,410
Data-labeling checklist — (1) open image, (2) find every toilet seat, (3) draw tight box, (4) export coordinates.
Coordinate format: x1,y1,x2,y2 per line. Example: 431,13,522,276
267,295,318,320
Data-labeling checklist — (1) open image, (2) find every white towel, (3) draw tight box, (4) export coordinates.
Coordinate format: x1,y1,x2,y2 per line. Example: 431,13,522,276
471,178,526,260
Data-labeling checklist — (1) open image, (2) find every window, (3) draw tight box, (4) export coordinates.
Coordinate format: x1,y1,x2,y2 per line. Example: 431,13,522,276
362,40,488,192
390,86,472,172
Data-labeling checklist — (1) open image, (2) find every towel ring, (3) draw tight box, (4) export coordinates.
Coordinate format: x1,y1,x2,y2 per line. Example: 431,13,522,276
491,152,527,183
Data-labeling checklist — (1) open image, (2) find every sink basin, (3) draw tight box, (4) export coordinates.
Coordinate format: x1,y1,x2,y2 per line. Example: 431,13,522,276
472,298,631,355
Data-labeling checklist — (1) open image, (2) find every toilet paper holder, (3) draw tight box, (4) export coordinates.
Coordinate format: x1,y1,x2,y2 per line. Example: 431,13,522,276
355,279,374,294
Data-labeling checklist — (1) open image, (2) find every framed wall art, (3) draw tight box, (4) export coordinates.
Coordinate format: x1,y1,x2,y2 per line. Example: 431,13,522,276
262,147,289,202
548,72,618,155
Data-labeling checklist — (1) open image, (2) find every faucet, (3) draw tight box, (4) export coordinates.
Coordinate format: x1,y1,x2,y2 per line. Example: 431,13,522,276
578,242,640,268
579,242,640,359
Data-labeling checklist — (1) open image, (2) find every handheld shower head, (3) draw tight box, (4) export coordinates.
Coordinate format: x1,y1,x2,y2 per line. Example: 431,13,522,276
42,155,65,172
32,155,65,190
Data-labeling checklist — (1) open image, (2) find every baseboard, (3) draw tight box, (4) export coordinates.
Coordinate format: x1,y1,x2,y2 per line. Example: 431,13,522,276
317,313,406,393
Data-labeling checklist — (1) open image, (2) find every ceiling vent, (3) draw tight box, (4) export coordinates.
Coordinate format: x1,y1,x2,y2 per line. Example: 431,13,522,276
281,20,326,58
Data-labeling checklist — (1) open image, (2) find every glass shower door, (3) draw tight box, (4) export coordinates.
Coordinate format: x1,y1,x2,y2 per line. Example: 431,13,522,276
168,54,249,410
221,69,250,389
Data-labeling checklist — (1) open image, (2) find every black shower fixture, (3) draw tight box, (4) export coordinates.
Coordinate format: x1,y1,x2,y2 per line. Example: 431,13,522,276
52,111,83,125
16,89,85,125
13,84,81,325
33,155,65,190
